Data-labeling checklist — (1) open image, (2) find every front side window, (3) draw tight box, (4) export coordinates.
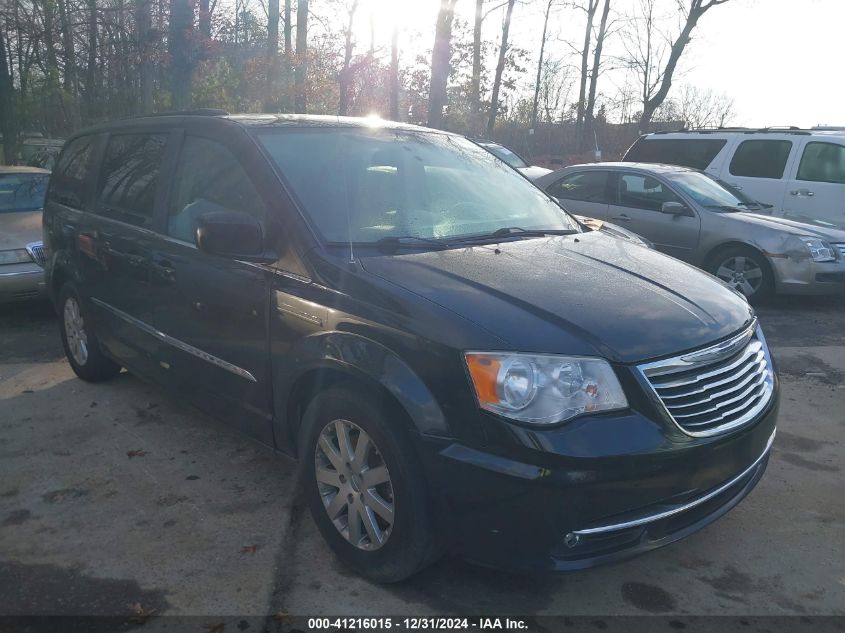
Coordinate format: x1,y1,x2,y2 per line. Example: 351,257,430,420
0,173,49,212
255,129,575,243
729,140,792,179
548,171,609,203
97,133,167,227
617,173,683,212
168,136,266,243
797,142,845,184
48,136,94,208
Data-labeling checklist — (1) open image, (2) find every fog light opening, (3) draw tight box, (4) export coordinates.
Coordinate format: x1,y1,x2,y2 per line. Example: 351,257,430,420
564,532,581,548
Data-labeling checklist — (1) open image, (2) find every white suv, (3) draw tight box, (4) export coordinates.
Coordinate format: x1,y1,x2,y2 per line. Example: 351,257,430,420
623,128,845,228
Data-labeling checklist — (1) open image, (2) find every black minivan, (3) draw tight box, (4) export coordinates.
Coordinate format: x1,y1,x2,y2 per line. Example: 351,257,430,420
43,113,778,581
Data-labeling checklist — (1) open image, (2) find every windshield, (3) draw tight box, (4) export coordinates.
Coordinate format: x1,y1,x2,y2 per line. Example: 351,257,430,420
0,173,49,212
667,171,755,211
256,128,575,243
481,144,529,169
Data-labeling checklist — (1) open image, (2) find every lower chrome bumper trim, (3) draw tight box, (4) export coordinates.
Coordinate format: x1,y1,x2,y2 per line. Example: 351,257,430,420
572,427,776,536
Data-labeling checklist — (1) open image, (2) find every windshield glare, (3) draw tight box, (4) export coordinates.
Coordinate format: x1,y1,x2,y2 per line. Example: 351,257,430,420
257,129,575,243
0,173,49,212
667,171,749,210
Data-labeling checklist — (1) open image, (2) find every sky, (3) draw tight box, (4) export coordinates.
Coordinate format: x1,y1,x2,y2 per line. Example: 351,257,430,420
352,0,845,128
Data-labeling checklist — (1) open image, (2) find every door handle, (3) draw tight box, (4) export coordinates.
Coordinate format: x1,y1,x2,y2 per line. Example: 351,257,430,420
790,189,814,197
152,259,176,281
612,214,631,222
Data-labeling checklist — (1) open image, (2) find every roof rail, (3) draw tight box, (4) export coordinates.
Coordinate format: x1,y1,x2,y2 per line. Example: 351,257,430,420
652,126,812,136
127,108,230,120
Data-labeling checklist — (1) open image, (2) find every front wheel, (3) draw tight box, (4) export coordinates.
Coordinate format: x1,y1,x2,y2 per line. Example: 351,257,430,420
299,385,439,582
58,284,122,382
709,247,773,303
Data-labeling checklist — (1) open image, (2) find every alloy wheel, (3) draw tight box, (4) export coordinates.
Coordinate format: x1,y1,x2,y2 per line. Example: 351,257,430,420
64,297,89,366
715,255,763,297
314,419,395,550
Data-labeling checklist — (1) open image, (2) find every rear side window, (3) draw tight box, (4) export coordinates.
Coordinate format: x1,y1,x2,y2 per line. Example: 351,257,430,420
167,136,266,243
48,136,94,208
729,140,792,179
624,138,726,170
547,171,609,203
97,133,167,227
797,142,845,184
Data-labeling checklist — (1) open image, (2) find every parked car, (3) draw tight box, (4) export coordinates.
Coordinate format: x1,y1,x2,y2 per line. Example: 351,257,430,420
623,128,845,228
535,162,845,301
0,166,49,303
44,113,778,581
475,140,552,180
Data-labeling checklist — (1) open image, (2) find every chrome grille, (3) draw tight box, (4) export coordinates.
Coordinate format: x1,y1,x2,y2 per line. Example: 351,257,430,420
835,243,845,259
639,323,775,436
26,242,46,267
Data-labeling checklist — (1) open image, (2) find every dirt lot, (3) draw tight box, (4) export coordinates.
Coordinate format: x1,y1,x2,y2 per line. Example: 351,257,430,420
1,296,844,621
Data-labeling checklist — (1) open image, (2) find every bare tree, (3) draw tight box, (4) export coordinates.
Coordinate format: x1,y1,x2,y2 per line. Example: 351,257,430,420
531,0,561,129
338,0,359,116
625,0,731,131
574,0,599,150
0,23,17,162
389,23,399,120
294,0,309,112
168,0,193,109
583,0,611,146
264,0,280,109
470,0,483,132
428,0,459,129
656,84,734,128
137,0,153,113
486,0,516,136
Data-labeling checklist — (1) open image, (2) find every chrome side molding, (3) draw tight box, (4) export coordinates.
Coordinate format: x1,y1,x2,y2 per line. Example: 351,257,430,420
91,297,257,383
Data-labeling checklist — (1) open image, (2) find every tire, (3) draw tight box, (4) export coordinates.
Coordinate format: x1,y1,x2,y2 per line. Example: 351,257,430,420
708,246,774,303
299,385,439,582
58,283,122,382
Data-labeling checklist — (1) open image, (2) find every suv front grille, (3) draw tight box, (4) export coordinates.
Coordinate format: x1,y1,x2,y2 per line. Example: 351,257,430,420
639,322,775,436
26,242,46,267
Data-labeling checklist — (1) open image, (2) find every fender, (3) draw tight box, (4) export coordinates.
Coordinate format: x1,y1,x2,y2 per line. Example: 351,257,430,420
272,330,450,454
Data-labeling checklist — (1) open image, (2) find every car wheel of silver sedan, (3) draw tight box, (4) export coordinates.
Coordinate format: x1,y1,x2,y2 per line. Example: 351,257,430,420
709,247,773,302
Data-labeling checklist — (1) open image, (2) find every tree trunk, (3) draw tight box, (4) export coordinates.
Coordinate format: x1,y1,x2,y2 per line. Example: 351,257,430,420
264,0,280,109
338,0,358,116
469,0,482,133
56,0,80,128
294,0,308,113
389,25,399,120
584,0,610,145
638,0,729,131
199,0,211,39
85,0,99,120
0,25,18,163
575,0,598,151
168,0,193,110
137,0,153,113
427,0,458,130
531,0,553,129
486,0,515,137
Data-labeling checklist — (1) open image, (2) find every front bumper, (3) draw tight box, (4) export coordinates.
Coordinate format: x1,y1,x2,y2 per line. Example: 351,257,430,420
419,393,778,572
0,264,47,303
772,255,845,295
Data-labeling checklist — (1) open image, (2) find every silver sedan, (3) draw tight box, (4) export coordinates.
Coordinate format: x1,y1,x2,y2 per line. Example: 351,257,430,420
0,166,49,303
534,162,845,301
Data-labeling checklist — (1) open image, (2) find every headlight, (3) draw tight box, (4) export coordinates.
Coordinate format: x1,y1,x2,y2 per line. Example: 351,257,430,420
0,249,33,265
798,237,836,262
465,352,628,424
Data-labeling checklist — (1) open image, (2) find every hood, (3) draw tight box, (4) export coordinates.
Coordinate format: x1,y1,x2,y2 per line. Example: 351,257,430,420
359,231,753,364
729,212,845,242
0,210,43,250
519,165,553,181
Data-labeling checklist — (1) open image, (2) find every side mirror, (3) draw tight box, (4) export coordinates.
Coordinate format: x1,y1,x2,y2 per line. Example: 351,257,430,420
196,211,272,261
661,201,692,216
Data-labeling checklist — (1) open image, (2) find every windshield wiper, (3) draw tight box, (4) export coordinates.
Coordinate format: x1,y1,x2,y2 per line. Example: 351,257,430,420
375,235,453,251
451,227,579,242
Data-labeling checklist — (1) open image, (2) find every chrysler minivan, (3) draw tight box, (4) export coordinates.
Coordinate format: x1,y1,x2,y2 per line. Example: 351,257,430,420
43,113,778,582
